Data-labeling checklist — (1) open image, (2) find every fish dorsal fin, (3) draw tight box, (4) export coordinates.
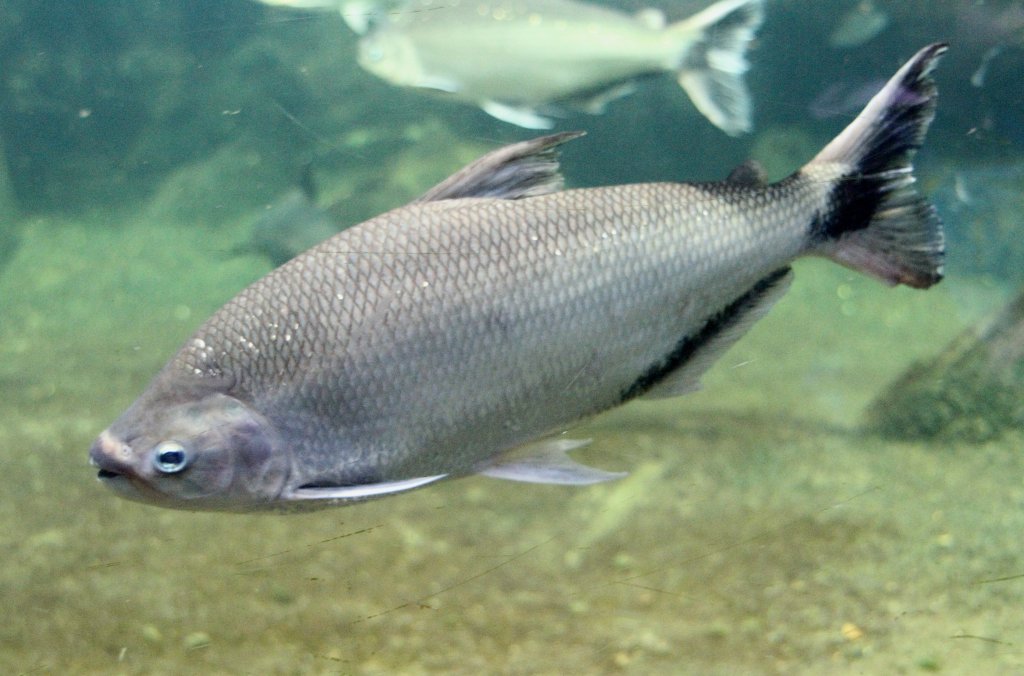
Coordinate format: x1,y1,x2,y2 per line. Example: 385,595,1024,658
285,474,448,501
477,437,626,485
640,268,793,399
634,8,666,30
415,132,584,202
726,159,768,186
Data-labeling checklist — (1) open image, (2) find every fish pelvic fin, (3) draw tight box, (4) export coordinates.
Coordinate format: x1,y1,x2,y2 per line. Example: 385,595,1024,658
477,437,626,485
672,0,765,136
285,474,448,502
806,43,947,290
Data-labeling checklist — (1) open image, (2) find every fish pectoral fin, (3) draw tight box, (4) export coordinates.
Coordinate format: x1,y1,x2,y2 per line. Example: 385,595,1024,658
480,101,555,130
285,474,448,501
477,438,626,485
416,131,583,202
641,268,793,400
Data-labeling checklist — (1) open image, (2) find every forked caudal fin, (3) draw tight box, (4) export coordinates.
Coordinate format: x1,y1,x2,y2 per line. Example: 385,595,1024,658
673,0,765,136
805,42,948,289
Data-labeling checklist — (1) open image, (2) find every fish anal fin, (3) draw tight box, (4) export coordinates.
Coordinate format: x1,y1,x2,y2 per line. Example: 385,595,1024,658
285,474,448,501
639,268,793,400
416,131,584,202
477,437,626,485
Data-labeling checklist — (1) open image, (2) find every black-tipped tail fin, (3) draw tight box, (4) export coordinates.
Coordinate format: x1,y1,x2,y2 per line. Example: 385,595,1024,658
807,43,947,289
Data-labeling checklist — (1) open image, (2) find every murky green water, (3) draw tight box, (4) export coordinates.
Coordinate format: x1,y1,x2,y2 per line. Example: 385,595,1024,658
2,1,1024,673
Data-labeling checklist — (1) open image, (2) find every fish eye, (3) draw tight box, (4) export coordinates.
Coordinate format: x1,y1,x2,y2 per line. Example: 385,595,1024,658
153,441,190,474
364,43,384,63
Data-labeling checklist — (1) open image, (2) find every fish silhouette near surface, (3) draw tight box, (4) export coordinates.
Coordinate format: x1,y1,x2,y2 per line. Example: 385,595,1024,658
90,44,948,513
354,0,765,134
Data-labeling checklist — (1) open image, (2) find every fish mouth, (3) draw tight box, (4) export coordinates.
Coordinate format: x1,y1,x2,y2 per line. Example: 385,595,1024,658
91,461,139,502
89,431,137,483
95,466,122,480
89,434,161,505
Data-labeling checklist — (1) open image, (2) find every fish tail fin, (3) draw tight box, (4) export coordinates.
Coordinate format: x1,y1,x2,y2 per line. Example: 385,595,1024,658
804,43,948,289
671,0,765,136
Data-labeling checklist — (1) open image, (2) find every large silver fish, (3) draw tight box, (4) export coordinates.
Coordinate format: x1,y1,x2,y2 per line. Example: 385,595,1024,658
355,0,764,134
90,44,947,513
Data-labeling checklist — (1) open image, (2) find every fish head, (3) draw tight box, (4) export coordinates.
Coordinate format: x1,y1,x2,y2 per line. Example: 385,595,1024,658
357,30,427,88
89,390,290,512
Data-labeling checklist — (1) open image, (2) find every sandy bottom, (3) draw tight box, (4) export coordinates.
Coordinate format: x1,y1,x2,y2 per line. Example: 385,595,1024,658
2,208,1021,675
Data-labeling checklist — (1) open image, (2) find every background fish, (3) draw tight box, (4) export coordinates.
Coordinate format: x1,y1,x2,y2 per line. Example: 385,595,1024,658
253,0,345,8
252,0,393,34
829,0,889,48
233,164,344,266
89,44,947,513
808,78,886,119
356,0,764,133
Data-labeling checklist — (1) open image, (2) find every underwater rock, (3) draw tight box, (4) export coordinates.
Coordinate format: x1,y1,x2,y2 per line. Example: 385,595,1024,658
865,288,1024,442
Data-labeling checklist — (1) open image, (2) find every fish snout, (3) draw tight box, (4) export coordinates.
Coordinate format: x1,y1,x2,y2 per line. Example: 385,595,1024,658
89,431,136,479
